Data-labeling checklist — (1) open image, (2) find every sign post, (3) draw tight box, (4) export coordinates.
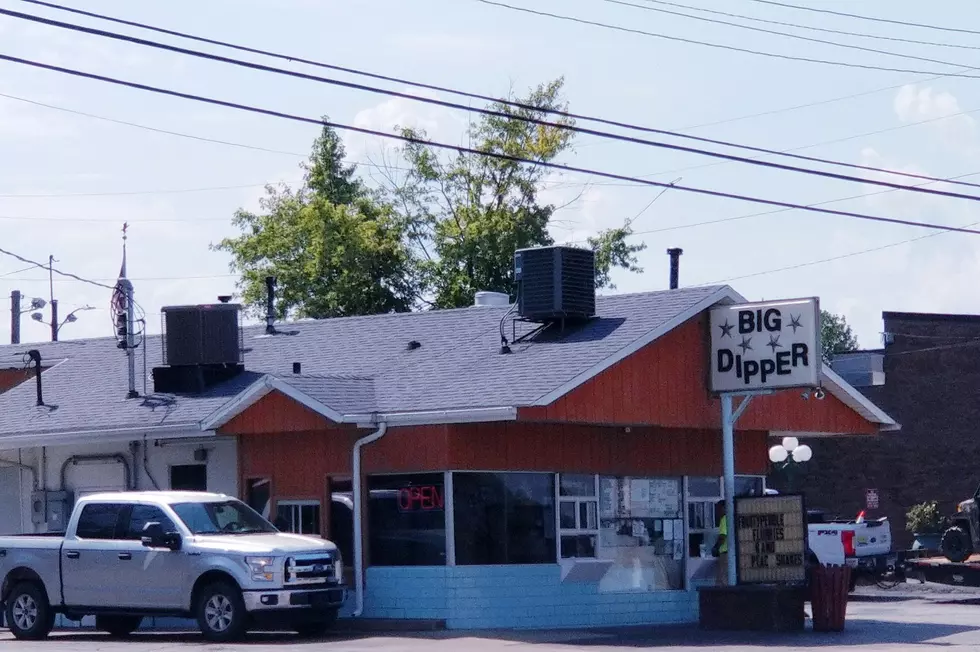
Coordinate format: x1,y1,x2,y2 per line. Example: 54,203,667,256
710,297,822,586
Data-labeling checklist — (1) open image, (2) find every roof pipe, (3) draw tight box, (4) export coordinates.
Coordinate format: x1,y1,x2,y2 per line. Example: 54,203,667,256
352,420,388,617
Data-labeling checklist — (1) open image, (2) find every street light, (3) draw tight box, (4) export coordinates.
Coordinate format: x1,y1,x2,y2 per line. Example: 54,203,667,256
56,305,94,334
769,437,812,493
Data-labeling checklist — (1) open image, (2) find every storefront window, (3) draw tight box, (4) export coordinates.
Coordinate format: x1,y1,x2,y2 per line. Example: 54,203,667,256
275,500,321,535
453,472,556,565
598,476,684,591
559,474,598,559
368,474,446,566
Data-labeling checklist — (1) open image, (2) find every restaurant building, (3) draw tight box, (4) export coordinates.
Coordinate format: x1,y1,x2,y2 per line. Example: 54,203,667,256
0,254,896,630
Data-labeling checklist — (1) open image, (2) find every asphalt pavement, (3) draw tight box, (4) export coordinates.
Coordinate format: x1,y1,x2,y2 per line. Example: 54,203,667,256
4,599,980,651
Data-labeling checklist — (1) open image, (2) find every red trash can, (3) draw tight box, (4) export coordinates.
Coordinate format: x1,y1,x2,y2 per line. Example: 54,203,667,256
810,565,851,632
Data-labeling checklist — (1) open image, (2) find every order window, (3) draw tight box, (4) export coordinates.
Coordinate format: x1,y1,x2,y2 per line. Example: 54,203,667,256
275,500,321,535
558,473,599,559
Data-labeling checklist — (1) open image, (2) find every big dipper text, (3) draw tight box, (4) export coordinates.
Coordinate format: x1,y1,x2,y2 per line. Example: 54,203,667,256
716,308,810,386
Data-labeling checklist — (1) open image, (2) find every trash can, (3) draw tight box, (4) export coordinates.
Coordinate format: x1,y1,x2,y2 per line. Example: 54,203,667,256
810,565,851,632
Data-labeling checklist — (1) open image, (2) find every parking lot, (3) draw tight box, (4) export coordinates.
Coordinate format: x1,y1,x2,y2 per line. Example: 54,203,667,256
4,598,980,651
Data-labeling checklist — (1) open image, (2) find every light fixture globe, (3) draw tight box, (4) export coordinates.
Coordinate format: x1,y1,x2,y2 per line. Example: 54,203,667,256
781,436,799,452
792,445,813,463
768,445,788,463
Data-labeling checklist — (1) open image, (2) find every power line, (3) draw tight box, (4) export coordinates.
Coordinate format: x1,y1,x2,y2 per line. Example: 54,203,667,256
600,0,980,71
0,264,41,278
0,181,290,198
472,0,980,79
746,0,980,38
0,246,115,290
17,0,958,139
6,54,977,238
9,7,980,198
639,0,980,52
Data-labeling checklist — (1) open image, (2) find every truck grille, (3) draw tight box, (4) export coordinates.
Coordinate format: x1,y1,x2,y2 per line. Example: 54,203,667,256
285,554,336,585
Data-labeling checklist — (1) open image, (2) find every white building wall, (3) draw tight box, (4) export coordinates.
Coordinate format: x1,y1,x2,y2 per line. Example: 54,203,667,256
0,434,239,534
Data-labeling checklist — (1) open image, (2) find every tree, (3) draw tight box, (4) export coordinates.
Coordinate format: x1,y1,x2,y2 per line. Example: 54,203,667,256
821,310,859,359
214,121,417,319
386,78,645,308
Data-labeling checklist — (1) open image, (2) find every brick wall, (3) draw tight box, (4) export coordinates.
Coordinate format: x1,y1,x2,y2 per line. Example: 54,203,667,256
785,312,980,549
361,565,698,629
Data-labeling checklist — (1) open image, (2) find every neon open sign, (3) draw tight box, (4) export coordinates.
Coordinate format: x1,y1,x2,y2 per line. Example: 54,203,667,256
398,485,444,512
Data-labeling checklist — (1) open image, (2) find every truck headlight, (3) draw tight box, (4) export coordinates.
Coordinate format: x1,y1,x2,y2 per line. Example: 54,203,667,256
246,556,277,582
334,556,343,581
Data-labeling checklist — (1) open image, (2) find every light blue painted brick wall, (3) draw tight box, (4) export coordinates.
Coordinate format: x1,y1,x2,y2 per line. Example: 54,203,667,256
354,565,698,629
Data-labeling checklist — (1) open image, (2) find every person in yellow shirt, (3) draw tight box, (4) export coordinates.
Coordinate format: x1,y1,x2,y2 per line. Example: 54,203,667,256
712,500,729,585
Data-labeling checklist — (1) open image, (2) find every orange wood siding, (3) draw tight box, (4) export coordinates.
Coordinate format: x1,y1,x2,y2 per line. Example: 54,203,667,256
520,314,876,434
448,423,768,476
220,390,334,435
0,368,32,394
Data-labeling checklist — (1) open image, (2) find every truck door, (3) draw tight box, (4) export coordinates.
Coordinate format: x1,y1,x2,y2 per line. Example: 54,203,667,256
62,502,128,607
116,504,188,609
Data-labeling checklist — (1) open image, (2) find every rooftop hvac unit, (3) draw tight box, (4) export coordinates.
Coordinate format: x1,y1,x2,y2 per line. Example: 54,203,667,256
161,303,243,367
514,245,596,323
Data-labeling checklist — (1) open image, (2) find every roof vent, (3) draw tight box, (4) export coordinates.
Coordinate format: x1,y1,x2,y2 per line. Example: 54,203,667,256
474,291,510,307
514,245,595,323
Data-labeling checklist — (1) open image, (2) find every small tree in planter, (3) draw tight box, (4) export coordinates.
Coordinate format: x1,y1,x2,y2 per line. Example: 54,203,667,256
906,501,947,551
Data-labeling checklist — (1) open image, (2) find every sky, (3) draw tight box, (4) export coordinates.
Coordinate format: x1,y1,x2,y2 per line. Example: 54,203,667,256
2,0,980,350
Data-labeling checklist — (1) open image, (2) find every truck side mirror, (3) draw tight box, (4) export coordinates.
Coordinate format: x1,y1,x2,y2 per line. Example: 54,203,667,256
141,521,181,550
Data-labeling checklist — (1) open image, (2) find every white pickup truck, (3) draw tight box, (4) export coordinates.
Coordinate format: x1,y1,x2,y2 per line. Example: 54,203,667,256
806,508,896,589
0,491,345,641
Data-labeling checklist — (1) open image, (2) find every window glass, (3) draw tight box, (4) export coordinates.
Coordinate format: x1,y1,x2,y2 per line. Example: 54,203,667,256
172,500,275,535
598,476,684,591
688,477,721,498
170,465,207,491
124,505,176,540
559,474,599,560
368,474,446,566
275,501,321,535
735,476,765,497
453,472,555,565
559,474,596,497
76,503,125,540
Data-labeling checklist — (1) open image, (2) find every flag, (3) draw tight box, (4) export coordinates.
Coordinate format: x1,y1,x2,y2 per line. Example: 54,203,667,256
112,232,128,318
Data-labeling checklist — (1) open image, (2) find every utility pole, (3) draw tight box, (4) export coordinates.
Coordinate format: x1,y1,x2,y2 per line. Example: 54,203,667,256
48,255,58,342
10,290,20,345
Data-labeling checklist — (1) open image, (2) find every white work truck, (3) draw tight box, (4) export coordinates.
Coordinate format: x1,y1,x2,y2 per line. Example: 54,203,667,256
0,491,345,641
806,508,897,589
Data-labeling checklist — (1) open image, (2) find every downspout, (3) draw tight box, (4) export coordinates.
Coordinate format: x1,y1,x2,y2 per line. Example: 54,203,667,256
352,421,388,618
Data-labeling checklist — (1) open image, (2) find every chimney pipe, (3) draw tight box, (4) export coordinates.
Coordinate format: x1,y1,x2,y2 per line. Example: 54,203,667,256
27,349,42,406
10,290,21,345
265,276,277,335
667,248,683,290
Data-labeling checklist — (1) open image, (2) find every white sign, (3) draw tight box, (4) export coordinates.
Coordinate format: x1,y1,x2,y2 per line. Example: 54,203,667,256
709,298,821,392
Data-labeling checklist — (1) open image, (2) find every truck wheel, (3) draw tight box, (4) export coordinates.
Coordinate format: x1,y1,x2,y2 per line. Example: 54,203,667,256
96,614,143,637
294,609,338,638
196,581,247,642
941,526,973,563
5,582,55,641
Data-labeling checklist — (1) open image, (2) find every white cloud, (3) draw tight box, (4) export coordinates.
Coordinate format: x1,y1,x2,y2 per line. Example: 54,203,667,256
894,84,977,153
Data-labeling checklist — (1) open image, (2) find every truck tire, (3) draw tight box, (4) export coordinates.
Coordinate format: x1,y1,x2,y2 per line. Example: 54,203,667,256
96,614,143,637
5,582,55,641
294,609,338,638
941,526,973,563
195,581,247,642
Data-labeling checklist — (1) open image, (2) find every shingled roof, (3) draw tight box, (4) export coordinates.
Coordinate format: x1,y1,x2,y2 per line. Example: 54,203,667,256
0,284,896,446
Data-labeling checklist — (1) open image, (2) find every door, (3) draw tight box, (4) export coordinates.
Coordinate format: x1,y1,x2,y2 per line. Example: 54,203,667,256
328,478,354,585
62,502,128,607
116,504,188,609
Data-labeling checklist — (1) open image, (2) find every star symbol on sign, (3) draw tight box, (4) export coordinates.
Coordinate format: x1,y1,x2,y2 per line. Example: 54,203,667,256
788,314,803,333
718,319,734,339
767,333,782,353
738,336,753,353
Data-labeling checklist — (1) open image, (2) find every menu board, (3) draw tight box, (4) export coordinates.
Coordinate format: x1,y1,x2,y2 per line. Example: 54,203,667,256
600,477,681,519
735,495,807,584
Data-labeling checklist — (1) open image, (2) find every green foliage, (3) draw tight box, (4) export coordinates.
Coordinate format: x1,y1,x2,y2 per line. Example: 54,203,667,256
388,78,645,308
821,310,859,360
217,83,649,317
214,120,417,319
906,501,947,534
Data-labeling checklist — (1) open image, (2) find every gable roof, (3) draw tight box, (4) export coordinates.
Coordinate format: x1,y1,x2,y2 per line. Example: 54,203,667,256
0,284,896,443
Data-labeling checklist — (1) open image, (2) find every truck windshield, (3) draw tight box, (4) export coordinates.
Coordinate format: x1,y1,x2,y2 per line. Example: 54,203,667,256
171,500,277,535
